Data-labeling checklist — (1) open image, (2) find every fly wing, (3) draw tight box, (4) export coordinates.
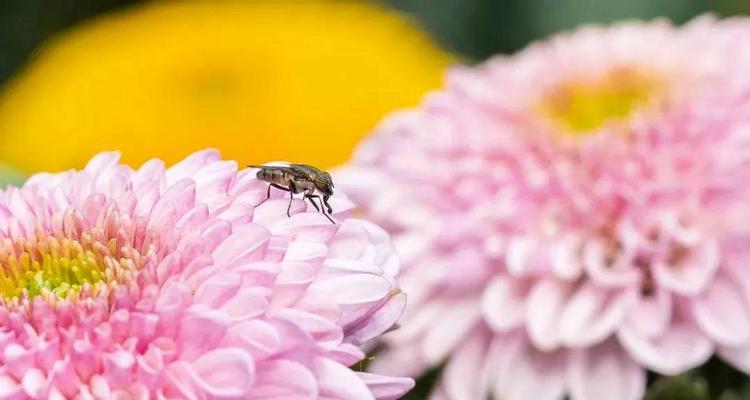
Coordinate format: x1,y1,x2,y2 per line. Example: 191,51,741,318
288,164,320,181
247,165,295,173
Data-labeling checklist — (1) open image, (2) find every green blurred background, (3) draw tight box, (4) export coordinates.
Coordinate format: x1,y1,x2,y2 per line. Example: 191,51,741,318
1,0,749,84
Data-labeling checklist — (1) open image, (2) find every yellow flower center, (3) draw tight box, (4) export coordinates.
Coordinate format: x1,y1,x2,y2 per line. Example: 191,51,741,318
0,233,134,300
538,66,659,134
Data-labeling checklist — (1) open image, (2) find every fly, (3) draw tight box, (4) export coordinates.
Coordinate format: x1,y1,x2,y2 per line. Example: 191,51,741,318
249,163,336,224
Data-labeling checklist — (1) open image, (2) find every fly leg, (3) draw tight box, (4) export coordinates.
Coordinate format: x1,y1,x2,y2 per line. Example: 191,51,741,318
255,183,290,207
306,195,321,212
305,194,335,224
322,195,334,214
286,181,297,217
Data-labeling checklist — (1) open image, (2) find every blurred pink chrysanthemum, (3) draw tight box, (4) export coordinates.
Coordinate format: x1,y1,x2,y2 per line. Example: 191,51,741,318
0,150,412,399
338,16,750,400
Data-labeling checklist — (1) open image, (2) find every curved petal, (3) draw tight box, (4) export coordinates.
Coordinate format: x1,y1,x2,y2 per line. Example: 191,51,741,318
248,360,318,400
194,272,242,308
507,237,545,276
345,291,407,345
188,348,255,398
308,273,392,326
617,318,712,375
309,274,391,306
481,275,530,332
315,357,374,400
526,279,574,351
369,340,428,378
690,274,750,346
492,334,567,400
550,236,584,281
582,238,640,287
442,329,491,400
652,240,719,296
212,225,271,267
559,283,633,347
568,340,646,400
356,372,415,400
622,289,672,338
165,149,220,185
420,297,481,364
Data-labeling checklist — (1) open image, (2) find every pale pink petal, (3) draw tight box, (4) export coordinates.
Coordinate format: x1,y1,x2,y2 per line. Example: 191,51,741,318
568,340,646,400
346,292,407,345
582,238,640,287
315,357,374,400
719,333,750,373
356,372,415,400
248,360,318,400
212,225,271,267
225,320,281,360
308,274,392,326
420,297,482,364
21,368,48,399
690,274,750,346
187,348,255,398
84,151,121,175
369,340,429,378
652,240,719,296
481,275,530,332
526,279,574,351
559,284,633,347
618,319,713,375
493,335,567,400
165,149,220,185
622,290,672,338
193,272,242,308
442,329,491,400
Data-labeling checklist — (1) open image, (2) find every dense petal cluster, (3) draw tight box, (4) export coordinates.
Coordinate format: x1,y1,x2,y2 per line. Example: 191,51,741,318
338,16,750,400
0,150,412,399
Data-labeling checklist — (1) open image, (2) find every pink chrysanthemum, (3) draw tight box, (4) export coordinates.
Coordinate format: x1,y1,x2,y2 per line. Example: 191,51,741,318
337,16,750,400
0,150,413,399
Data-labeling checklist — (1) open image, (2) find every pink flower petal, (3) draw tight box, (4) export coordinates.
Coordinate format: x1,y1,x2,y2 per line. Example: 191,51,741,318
315,357,374,400
368,340,429,378
559,283,633,347
526,279,574,351
0,374,23,400
346,292,407,345
622,289,672,338
618,318,713,375
308,274,392,325
221,288,271,320
492,334,567,400
442,329,491,400
212,225,271,267
582,238,640,287
357,372,415,400
165,149,220,185
420,297,481,365
568,340,646,400
690,274,750,346
652,240,719,296
718,342,750,374
188,348,255,398
21,368,49,399
481,275,530,332
248,360,318,400
194,272,242,308
225,320,281,360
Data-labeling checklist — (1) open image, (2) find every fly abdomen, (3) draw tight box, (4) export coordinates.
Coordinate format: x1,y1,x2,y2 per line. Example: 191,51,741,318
256,167,291,186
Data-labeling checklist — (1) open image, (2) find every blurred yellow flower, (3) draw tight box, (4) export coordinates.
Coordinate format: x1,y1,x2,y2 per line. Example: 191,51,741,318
0,0,453,172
